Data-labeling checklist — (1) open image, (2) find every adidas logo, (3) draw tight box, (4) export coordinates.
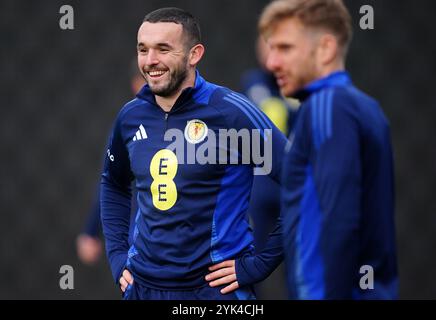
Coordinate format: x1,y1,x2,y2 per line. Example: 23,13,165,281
133,124,148,141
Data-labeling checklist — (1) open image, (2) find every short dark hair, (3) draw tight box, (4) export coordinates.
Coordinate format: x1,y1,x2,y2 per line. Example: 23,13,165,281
143,7,201,49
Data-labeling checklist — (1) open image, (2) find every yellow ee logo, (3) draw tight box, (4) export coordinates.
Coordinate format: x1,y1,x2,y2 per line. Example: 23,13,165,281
150,149,178,211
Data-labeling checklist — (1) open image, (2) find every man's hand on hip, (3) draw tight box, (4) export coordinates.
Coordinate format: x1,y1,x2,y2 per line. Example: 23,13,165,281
119,269,134,292
205,260,240,294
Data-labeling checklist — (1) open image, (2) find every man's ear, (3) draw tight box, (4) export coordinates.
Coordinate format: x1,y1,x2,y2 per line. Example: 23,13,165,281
189,44,205,66
318,33,339,66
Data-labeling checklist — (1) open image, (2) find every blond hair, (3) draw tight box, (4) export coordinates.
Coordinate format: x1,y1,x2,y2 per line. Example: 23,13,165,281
259,0,352,54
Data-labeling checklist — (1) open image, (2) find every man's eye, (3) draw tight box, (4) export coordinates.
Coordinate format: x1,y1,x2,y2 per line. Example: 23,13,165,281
279,45,293,52
160,48,169,53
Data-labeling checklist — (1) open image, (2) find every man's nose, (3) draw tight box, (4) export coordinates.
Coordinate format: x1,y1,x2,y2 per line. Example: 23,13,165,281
145,49,159,66
266,51,280,72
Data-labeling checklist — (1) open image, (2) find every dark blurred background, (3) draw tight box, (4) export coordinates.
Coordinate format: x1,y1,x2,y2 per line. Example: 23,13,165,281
1,0,435,299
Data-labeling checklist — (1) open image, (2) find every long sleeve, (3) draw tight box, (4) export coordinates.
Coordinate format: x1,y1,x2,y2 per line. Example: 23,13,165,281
100,113,134,283
233,108,286,286
235,217,283,287
284,90,363,299
217,91,287,286
83,186,102,237
311,94,362,298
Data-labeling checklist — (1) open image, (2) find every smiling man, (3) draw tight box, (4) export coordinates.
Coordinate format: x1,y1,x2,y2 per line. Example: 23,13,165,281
259,0,398,299
100,7,287,300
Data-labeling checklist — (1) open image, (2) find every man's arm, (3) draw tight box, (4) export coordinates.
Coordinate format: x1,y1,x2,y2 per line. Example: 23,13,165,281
310,95,362,299
83,187,102,237
280,91,361,299
100,113,134,284
76,187,103,265
206,91,287,292
235,217,283,286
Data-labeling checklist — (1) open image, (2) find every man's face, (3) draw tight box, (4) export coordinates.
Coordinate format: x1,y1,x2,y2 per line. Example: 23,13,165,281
137,22,189,97
265,18,320,97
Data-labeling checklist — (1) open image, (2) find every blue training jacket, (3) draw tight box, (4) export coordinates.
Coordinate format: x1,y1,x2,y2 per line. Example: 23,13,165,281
281,71,398,299
100,71,287,290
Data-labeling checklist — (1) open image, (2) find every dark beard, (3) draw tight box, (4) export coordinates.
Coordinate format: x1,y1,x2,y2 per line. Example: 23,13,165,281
152,67,188,97
146,53,189,98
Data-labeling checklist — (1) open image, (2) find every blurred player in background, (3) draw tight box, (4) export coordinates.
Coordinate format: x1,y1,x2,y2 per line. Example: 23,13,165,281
241,36,299,299
243,36,299,251
259,0,398,299
76,61,145,265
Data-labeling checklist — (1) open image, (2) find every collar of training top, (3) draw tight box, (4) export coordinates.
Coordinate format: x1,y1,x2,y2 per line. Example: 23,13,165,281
294,71,352,101
136,70,208,113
